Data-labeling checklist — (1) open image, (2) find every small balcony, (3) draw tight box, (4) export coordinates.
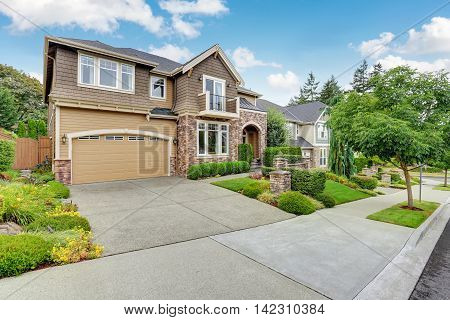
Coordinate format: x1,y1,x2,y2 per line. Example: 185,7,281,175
197,92,240,119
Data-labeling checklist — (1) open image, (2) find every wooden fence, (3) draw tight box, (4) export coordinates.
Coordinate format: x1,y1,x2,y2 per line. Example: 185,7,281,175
12,137,51,170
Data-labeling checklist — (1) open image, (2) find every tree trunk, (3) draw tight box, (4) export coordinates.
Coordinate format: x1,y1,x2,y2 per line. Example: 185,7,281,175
402,165,414,208
445,169,448,187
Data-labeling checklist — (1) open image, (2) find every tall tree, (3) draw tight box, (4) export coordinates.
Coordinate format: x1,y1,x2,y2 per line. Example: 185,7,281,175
370,62,384,78
320,75,342,106
0,64,47,123
328,132,356,178
351,60,370,93
288,88,308,105
267,108,289,147
28,119,38,139
0,87,17,130
302,72,320,102
330,66,449,208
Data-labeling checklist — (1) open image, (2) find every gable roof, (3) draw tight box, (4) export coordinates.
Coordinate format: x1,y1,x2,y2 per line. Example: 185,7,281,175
237,86,261,97
256,99,327,123
240,98,265,112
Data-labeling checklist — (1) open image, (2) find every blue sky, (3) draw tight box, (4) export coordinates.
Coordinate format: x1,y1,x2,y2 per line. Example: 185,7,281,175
0,0,449,104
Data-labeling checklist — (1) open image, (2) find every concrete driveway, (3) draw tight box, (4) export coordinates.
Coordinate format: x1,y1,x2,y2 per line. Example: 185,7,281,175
69,177,294,255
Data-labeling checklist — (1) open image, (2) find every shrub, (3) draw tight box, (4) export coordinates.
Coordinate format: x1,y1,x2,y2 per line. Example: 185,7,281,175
342,181,359,189
26,214,91,232
240,161,251,172
325,172,340,182
199,163,211,178
305,195,325,210
51,229,103,264
238,144,254,164
47,181,70,198
390,183,407,189
187,165,201,180
284,154,302,164
314,193,336,208
262,166,276,177
225,162,233,175
47,203,79,216
389,172,401,183
291,169,326,196
354,157,369,173
209,162,219,176
31,172,55,184
278,191,316,215
217,163,227,176
263,146,302,166
257,191,277,205
350,175,378,190
0,140,15,172
0,234,53,278
356,188,378,197
242,181,269,199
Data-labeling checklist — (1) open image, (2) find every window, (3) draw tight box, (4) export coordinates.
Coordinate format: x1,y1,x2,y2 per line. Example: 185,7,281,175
105,136,124,141
150,76,166,99
128,136,144,141
78,135,99,140
149,137,160,141
317,123,328,140
320,148,327,166
197,121,228,156
78,53,134,92
99,59,118,88
80,55,94,85
121,64,133,91
203,75,225,111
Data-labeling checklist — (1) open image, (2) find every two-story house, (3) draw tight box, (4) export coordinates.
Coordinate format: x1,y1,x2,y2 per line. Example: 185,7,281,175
43,37,266,184
257,99,330,168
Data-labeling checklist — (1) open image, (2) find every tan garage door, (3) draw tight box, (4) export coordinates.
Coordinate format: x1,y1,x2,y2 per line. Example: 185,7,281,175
72,135,169,184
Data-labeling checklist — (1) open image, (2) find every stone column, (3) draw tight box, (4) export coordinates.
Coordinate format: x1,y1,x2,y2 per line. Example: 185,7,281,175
274,157,288,169
381,173,391,184
270,170,291,195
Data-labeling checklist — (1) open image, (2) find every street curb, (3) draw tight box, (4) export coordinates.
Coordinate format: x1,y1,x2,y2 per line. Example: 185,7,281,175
355,196,450,300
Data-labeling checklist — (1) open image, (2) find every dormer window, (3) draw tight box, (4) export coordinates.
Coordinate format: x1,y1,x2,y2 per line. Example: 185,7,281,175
150,76,166,99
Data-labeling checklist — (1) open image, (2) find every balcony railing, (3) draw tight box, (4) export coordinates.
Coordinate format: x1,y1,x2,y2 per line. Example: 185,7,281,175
197,92,239,119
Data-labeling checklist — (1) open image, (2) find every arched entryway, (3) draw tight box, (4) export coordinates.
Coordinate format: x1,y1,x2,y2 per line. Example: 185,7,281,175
242,124,261,159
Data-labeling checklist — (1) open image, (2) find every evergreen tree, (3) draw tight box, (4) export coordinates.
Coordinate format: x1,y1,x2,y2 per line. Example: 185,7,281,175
28,119,38,139
370,62,384,78
37,120,47,137
0,87,17,130
267,108,289,147
288,88,308,106
17,121,27,137
319,75,342,106
351,60,370,93
328,132,356,178
302,72,320,102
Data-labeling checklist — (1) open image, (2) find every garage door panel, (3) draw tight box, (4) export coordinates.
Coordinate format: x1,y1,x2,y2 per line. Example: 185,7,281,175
72,136,169,184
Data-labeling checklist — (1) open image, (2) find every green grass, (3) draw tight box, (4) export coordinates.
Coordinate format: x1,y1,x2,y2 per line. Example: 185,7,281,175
324,180,370,205
367,200,440,228
211,177,263,192
433,184,450,191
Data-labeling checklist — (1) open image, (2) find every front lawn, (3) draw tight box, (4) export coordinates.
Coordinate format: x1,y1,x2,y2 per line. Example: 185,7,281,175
367,200,440,228
433,184,450,191
211,177,260,192
324,180,370,205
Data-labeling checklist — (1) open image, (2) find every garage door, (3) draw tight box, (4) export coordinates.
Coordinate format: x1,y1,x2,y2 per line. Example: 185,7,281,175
72,134,169,184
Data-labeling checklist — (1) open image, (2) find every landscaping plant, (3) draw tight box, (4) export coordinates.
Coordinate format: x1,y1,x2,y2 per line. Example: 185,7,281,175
0,139,15,172
314,193,336,208
278,191,316,215
25,214,91,232
242,181,269,199
349,175,378,190
238,143,254,164
267,108,289,147
187,161,250,180
51,229,103,264
290,169,326,196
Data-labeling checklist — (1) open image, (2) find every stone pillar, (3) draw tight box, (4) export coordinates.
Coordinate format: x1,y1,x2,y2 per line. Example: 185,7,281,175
270,170,291,195
381,173,391,184
54,159,71,185
274,157,288,169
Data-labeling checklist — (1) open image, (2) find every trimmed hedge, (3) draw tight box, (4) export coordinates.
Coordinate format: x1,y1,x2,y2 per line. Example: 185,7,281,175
291,169,326,196
350,175,378,190
314,193,336,208
25,215,91,232
278,191,316,215
0,140,15,172
238,144,254,164
262,166,276,177
187,161,251,180
263,146,302,167
0,234,53,278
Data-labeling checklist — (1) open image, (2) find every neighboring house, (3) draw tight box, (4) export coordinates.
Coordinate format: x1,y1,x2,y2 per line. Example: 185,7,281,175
257,99,330,168
43,36,266,184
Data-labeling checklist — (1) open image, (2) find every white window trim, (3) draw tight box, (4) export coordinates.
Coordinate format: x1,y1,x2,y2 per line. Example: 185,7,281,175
196,120,229,157
202,74,226,96
105,135,124,141
150,75,167,100
77,52,135,94
128,136,145,141
78,135,100,140
319,148,327,167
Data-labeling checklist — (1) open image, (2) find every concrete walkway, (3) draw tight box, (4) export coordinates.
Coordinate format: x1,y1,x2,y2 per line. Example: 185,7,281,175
213,185,450,299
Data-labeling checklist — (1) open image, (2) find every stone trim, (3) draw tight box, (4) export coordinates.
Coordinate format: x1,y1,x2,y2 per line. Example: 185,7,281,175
54,159,71,185
270,170,291,195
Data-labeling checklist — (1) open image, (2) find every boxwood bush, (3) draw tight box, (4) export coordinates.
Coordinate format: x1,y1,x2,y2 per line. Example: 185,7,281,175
217,163,227,176
350,175,378,190
291,169,326,196
278,191,316,215
238,143,253,164
25,215,91,232
314,193,336,208
187,161,251,180
0,234,53,278
242,181,270,199
0,140,15,172
262,166,276,177
263,146,302,167
187,165,201,180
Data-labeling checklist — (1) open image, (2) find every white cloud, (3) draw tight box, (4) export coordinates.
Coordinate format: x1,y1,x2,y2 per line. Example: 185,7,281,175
159,0,228,16
28,72,43,83
376,55,450,72
0,0,164,34
267,71,300,92
171,15,202,39
357,32,395,58
400,17,450,54
148,44,193,63
232,47,282,69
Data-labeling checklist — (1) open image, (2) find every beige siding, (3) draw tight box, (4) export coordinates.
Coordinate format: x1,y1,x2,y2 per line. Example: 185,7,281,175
58,107,176,159
174,54,238,114
301,124,315,144
51,46,174,111
238,93,256,105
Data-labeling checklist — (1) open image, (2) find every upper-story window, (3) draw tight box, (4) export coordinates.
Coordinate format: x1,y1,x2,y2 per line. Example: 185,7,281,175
317,123,328,140
78,53,134,93
203,75,225,111
150,76,166,99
